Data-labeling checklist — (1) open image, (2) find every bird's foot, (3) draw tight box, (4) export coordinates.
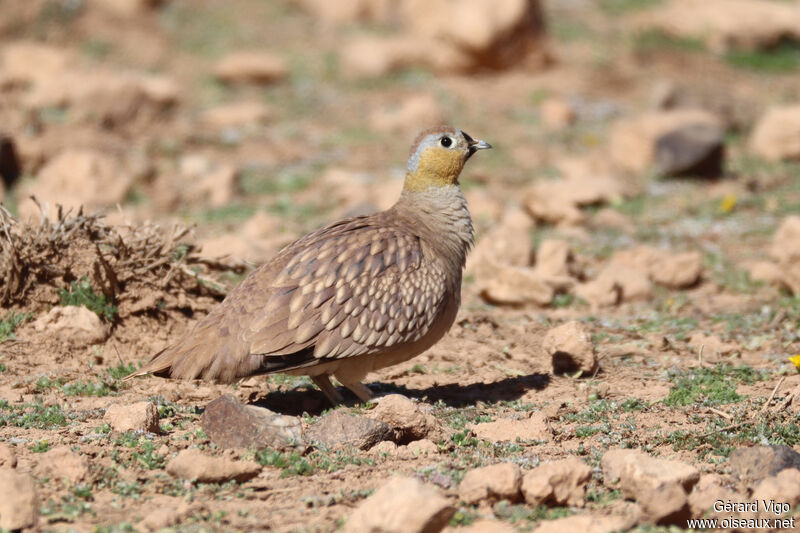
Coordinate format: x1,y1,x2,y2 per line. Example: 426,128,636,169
311,375,345,405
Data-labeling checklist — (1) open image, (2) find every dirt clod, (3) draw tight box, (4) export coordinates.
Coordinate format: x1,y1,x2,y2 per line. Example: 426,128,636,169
0,444,16,469
521,457,592,507
214,51,289,85
165,448,262,483
0,470,38,530
602,449,699,524
469,412,551,443
542,320,597,375
458,462,522,504
751,468,800,516
369,394,441,443
37,446,89,484
104,401,160,433
343,476,454,533
33,305,109,345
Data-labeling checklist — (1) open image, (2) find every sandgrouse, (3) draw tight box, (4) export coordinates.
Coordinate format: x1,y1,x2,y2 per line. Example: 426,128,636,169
126,126,491,404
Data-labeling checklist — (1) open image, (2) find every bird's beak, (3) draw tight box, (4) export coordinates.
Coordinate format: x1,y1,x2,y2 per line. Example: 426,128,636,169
469,139,492,151
462,131,492,159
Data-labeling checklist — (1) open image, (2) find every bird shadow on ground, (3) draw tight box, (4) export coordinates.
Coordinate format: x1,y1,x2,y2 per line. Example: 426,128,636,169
255,372,550,416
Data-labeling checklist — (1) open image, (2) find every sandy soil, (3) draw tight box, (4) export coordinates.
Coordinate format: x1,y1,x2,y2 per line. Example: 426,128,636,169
1,1,800,532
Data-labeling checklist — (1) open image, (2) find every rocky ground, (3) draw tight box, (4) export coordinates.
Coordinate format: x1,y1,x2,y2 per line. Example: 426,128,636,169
1,0,800,531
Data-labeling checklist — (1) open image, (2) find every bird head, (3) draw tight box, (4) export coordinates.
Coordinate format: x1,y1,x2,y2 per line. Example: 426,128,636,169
404,126,491,192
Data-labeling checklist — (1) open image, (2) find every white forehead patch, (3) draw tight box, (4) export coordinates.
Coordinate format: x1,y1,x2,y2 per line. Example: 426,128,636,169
407,129,462,173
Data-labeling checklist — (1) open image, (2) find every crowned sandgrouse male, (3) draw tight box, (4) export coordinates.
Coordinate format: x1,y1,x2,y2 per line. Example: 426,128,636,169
127,126,491,404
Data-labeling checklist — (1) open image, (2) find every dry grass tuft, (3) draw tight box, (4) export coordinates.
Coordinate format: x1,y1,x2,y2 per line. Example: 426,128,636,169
0,200,245,319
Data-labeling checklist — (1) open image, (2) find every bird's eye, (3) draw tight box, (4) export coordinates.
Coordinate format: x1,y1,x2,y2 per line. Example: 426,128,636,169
440,136,453,148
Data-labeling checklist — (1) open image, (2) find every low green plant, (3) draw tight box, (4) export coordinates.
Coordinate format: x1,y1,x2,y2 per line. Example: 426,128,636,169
255,447,375,478
726,41,800,73
600,0,663,14
664,364,769,407
58,277,117,321
106,362,137,380
29,440,51,453
0,311,32,341
633,29,705,53
0,400,69,429
493,501,574,524
36,376,118,397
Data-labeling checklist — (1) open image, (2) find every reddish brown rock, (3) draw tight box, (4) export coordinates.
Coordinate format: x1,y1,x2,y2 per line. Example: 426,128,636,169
201,395,303,451
0,470,38,530
540,97,576,129
200,101,273,130
524,175,632,226
166,448,262,483
369,394,441,442
751,468,800,515
32,306,109,345
688,474,745,518
610,110,724,177
479,264,556,307
343,476,454,533
542,321,597,375
0,444,16,469
214,52,288,85
635,0,800,54
37,446,89,484
402,0,547,72
649,251,703,289
770,216,800,264
306,411,391,450
750,106,800,162
469,412,550,443
459,463,522,504
104,401,160,433
521,457,592,507
19,149,132,221
602,449,699,524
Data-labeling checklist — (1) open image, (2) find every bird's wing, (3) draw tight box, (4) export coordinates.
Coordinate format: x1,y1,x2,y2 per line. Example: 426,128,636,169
126,217,451,383
243,222,450,369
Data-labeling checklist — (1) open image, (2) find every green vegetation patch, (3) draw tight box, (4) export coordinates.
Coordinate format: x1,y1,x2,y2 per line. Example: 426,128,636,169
106,362,138,380
600,0,663,14
665,417,800,459
256,447,375,477
0,311,33,341
35,376,119,397
726,41,800,73
493,501,574,525
58,277,118,321
0,399,70,429
633,29,705,53
664,364,769,407
564,398,647,424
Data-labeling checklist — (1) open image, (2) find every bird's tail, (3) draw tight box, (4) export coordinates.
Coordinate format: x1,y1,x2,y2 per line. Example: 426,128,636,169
121,345,175,382
122,321,249,384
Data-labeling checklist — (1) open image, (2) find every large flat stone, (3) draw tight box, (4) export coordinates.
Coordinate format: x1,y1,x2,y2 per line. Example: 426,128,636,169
201,394,303,450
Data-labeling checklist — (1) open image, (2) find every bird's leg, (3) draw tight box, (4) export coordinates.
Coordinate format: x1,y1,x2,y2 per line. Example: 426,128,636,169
341,381,375,403
312,374,344,405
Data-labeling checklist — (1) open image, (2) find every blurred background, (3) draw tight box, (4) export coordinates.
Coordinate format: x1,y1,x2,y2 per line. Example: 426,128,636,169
0,0,799,299
3,4,800,530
